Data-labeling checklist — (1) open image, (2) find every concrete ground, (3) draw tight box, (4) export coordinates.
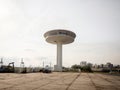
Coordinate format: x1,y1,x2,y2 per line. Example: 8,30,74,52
0,72,120,90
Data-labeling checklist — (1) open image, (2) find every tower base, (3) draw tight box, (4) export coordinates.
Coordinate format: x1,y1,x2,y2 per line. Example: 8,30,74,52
54,65,62,72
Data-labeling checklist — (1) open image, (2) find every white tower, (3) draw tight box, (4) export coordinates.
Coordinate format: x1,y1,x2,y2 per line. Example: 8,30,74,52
44,29,76,71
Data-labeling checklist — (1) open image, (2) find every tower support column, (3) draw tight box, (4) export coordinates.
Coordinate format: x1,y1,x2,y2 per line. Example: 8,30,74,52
56,43,62,71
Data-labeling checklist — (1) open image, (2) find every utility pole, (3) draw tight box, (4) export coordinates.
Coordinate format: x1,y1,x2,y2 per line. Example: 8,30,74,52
20,58,24,73
0,58,3,67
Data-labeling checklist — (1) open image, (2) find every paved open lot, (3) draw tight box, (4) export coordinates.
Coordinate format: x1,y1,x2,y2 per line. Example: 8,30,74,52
0,72,120,90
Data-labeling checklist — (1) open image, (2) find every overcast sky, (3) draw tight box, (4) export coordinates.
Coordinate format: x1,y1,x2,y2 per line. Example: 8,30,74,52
0,0,120,67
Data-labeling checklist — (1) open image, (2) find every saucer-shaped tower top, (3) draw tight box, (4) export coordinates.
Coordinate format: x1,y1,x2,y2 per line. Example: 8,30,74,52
44,29,76,44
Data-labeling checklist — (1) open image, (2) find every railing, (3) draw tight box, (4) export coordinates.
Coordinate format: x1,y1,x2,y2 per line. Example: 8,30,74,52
45,31,76,38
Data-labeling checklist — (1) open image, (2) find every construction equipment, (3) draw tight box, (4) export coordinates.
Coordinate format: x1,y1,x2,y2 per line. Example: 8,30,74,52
0,62,14,73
